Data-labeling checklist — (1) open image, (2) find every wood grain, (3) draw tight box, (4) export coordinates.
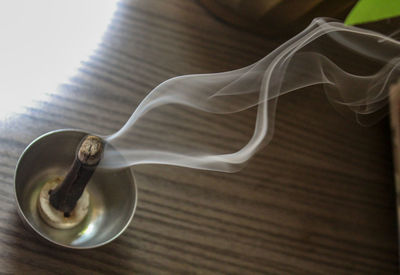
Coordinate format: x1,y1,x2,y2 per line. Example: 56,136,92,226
0,0,398,274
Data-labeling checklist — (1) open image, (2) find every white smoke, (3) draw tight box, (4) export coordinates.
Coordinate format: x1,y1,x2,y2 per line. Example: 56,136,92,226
99,18,400,172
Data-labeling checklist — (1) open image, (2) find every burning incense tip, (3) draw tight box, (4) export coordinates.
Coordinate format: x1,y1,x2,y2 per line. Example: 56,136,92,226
78,135,104,165
38,135,104,229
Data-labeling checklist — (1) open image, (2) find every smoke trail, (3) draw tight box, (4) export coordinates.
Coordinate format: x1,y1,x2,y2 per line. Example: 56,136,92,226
99,18,400,172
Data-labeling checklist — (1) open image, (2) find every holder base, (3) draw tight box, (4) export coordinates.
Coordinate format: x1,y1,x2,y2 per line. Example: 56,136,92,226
38,177,89,229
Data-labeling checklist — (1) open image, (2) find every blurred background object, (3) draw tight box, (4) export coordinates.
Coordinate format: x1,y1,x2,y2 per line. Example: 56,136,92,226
200,0,357,36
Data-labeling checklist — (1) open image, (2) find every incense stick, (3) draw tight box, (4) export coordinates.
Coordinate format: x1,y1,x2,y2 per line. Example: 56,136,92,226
49,135,104,215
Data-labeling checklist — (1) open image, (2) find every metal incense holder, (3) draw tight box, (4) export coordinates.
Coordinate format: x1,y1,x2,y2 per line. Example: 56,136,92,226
14,129,137,249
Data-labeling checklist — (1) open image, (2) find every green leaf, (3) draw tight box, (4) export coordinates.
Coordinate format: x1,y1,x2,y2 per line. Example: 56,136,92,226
345,0,400,25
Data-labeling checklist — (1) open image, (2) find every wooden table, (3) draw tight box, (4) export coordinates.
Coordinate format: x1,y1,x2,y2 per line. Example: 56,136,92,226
1,0,398,273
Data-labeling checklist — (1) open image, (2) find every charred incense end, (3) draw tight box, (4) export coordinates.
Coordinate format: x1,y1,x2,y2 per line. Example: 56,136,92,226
78,135,104,165
38,135,104,229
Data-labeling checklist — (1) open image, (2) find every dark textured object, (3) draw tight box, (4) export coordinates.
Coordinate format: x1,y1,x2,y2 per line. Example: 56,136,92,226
389,80,400,268
49,135,104,214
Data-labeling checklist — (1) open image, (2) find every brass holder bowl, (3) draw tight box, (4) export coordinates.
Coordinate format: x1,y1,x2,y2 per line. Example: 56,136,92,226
14,129,137,249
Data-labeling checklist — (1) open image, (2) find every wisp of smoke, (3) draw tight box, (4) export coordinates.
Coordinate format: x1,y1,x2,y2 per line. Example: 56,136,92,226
99,18,400,172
